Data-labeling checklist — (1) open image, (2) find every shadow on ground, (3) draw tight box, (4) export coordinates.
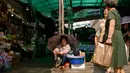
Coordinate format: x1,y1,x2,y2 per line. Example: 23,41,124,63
92,64,107,73
3,55,54,73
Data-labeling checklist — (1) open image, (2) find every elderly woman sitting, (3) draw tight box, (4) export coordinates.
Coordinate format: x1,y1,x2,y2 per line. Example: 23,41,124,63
53,36,71,69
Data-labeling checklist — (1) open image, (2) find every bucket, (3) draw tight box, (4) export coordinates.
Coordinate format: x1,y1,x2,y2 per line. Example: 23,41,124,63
67,55,85,64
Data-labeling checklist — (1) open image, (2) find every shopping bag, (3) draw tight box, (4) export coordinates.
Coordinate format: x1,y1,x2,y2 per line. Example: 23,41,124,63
91,42,113,67
125,44,129,61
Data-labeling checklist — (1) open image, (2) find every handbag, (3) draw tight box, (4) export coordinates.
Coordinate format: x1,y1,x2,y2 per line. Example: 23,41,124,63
91,42,114,67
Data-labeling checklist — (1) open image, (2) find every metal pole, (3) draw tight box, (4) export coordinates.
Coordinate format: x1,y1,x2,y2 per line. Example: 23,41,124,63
71,22,73,34
58,0,61,34
67,0,72,35
68,18,71,34
67,6,72,35
100,8,103,18
61,0,64,34
100,0,103,18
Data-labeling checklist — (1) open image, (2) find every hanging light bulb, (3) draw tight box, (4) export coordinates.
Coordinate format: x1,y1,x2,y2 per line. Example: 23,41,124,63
11,14,14,17
22,21,24,23
86,26,88,28
26,7,29,11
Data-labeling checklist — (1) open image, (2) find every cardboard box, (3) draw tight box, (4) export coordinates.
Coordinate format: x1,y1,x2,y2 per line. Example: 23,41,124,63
71,63,85,69
80,52,86,62
12,55,20,67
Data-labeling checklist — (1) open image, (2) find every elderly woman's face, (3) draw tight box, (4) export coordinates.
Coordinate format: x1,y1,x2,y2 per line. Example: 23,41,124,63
124,24,128,30
61,38,67,46
104,9,108,18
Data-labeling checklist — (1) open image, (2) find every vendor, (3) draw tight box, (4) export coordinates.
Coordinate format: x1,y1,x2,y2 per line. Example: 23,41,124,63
53,36,71,69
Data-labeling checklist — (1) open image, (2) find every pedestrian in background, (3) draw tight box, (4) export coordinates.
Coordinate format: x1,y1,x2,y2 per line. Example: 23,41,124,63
94,8,112,73
122,24,130,61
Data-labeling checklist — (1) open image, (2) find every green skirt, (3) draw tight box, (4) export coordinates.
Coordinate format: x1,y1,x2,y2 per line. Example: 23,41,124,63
110,30,128,67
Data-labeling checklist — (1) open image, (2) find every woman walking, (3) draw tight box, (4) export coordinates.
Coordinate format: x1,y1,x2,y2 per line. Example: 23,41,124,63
103,0,128,73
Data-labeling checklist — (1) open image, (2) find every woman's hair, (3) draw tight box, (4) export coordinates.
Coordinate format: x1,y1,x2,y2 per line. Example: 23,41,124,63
104,0,118,7
103,8,108,18
60,35,68,43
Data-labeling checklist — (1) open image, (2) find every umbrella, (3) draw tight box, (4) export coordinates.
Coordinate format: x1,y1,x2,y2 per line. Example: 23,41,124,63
47,34,78,51
121,16,130,24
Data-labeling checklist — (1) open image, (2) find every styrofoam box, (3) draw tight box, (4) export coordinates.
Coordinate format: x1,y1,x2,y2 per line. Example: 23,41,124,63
71,63,85,69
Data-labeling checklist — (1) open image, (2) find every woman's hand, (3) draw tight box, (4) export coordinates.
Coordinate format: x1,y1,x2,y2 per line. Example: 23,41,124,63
53,50,56,54
57,51,63,55
126,41,130,46
106,38,112,44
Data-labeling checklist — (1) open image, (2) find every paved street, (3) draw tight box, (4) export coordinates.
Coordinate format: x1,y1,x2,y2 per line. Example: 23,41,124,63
3,58,130,73
51,63,130,73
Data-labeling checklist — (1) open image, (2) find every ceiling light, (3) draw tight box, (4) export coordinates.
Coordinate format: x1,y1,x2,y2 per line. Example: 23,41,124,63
26,8,29,11
26,7,29,11
86,26,88,28
11,14,14,17
22,21,24,23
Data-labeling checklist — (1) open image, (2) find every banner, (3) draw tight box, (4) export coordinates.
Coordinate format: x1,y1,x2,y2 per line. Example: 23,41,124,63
65,9,101,20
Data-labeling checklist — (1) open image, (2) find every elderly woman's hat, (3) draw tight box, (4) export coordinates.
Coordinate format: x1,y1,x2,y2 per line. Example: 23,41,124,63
104,0,118,7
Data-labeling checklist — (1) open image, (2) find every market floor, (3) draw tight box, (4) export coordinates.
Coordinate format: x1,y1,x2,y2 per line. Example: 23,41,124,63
3,56,130,73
